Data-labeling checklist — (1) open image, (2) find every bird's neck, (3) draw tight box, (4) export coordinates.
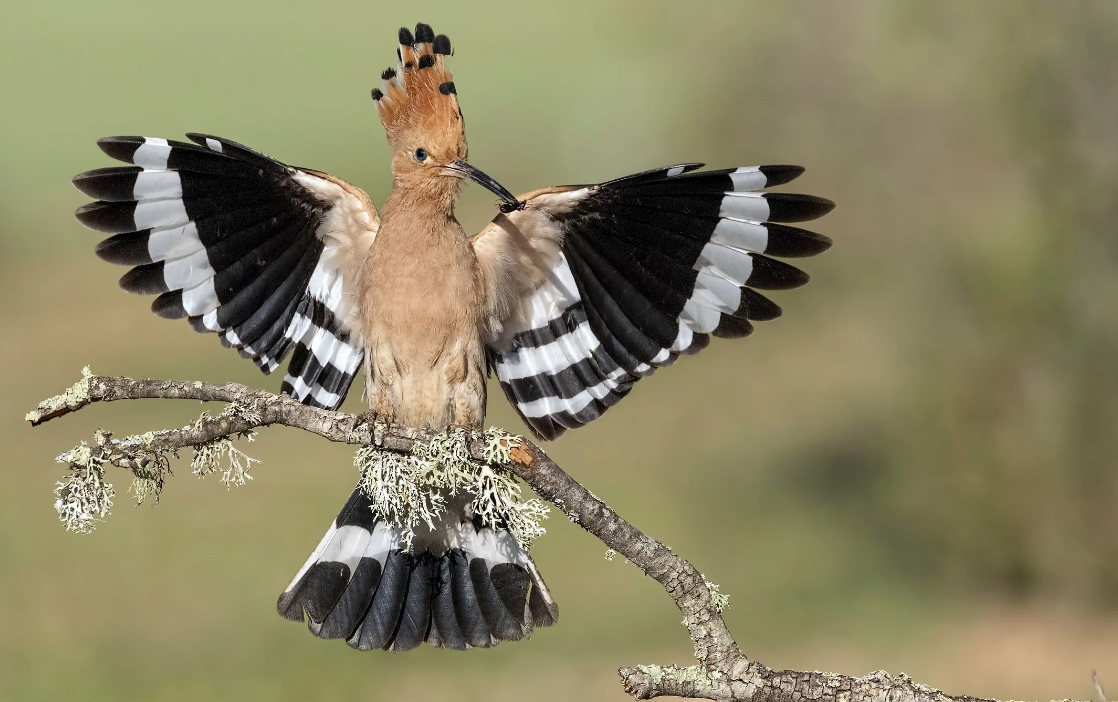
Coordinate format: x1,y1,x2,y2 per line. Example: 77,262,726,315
380,181,465,247
385,173,460,219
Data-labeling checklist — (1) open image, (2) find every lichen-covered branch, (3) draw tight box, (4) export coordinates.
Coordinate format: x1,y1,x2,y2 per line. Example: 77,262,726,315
27,371,1085,702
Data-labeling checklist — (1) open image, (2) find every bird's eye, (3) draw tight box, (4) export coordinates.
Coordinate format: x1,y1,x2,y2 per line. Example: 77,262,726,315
414,148,428,162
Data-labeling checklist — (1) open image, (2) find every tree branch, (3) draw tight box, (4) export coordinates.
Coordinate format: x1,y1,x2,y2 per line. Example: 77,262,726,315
27,371,1086,702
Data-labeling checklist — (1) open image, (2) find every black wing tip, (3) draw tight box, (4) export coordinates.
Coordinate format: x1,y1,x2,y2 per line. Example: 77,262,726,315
531,420,565,442
518,397,569,440
712,315,754,339
94,232,151,265
151,290,187,319
417,54,435,70
763,193,836,223
96,136,143,163
72,167,138,199
74,200,130,233
759,164,806,187
433,34,452,55
601,163,704,189
738,288,783,322
684,332,711,355
183,133,233,154
764,224,833,258
398,27,415,45
184,133,281,167
380,67,396,80
747,255,811,290
189,315,212,335
811,233,834,255
414,23,435,43
119,262,169,295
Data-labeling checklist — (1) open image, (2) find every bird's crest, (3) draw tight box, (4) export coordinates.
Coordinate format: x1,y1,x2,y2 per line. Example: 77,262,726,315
372,23,465,162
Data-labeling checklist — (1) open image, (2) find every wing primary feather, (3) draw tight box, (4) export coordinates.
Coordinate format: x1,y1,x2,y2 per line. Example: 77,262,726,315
563,244,662,370
565,232,681,349
227,236,324,346
745,254,810,290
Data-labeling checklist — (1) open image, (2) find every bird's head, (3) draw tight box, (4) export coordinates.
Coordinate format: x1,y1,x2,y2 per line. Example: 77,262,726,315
373,23,520,212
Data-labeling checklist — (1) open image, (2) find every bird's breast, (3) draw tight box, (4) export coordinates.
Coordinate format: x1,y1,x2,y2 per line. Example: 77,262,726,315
357,217,488,428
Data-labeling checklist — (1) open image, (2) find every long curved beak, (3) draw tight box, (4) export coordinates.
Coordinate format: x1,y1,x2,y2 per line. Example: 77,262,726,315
444,159,523,211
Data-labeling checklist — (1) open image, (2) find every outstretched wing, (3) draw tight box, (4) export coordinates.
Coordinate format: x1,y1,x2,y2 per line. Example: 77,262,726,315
474,164,833,440
73,134,377,410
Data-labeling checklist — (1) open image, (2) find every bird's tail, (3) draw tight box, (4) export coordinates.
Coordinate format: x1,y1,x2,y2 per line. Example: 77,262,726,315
277,485,558,651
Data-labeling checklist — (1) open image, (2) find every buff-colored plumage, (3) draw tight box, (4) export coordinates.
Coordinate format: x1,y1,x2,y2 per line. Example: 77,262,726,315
354,27,493,428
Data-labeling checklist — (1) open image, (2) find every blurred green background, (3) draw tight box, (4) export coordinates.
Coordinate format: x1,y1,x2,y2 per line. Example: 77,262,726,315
3,1,1117,699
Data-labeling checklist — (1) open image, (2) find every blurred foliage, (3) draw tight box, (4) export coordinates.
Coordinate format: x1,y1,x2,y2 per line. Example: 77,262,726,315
2,1,1116,700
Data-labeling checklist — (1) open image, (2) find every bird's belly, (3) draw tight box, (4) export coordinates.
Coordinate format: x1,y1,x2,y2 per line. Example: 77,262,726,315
364,314,487,430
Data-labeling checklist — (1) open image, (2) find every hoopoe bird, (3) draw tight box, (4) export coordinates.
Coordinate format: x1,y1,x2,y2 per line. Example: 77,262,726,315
72,23,834,651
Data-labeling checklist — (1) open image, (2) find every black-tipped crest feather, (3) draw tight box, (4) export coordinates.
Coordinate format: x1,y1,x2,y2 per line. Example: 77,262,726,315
414,23,435,43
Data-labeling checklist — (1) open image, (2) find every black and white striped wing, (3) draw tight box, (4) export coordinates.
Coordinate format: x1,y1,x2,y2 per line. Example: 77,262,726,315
73,134,377,410
483,164,834,440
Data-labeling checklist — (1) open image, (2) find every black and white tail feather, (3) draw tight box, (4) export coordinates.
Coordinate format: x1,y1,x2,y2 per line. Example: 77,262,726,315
482,163,834,440
277,486,558,651
73,134,374,410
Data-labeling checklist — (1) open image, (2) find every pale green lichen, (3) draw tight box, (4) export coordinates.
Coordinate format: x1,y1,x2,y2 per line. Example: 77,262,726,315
192,438,257,488
221,402,262,427
27,366,95,423
194,403,262,434
482,427,518,464
354,428,549,551
703,574,730,613
126,452,172,506
129,473,161,505
637,664,665,685
190,404,260,489
636,665,715,687
54,442,115,534
673,666,714,684
471,462,547,546
51,401,261,531
105,430,176,505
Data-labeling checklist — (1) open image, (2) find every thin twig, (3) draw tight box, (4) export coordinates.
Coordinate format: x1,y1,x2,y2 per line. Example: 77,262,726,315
1094,671,1108,702
27,372,1087,702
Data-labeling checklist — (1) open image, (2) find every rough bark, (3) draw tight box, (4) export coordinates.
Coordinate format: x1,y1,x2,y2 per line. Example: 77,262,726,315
27,372,1087,702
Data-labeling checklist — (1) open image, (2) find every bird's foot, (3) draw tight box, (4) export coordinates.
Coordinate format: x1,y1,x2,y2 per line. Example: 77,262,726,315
357,409,395,447
442,423,481,442
356,408,380,428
